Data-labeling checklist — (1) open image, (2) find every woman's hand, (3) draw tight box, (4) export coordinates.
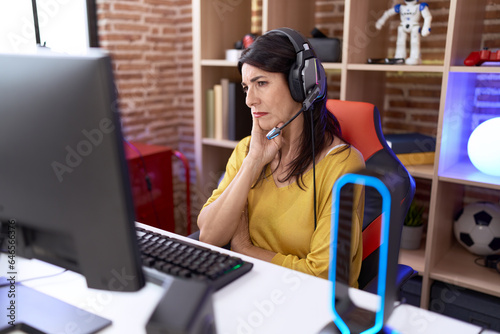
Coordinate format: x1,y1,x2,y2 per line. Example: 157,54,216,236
246,116,283,169
198,117,277,247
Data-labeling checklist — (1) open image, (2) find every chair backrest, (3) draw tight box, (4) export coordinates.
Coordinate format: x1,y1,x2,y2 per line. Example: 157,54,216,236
326,99,416,289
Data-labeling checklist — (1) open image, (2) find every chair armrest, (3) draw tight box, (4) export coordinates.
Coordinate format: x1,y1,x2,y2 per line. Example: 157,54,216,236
362,264,418,296
396,264,418,287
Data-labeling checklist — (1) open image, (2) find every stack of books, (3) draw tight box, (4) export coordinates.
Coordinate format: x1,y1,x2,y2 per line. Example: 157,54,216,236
384,133,436,166
206,78,252,141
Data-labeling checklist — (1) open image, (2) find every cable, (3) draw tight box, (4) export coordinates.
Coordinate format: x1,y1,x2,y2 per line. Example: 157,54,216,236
311,108,317,230
474,255,500,274
2,269,69,287
474,256,487,268
31,0,41,45
266,106,305,140
281,106,305,132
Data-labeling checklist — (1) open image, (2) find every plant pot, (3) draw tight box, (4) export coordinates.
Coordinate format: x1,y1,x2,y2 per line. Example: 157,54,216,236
401,225,424,250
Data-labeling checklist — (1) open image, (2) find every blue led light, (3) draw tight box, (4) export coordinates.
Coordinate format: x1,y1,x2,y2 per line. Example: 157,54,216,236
329,173,392,334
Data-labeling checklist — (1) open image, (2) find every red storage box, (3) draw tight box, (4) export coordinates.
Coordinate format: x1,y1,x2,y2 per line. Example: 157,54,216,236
124,142,175,232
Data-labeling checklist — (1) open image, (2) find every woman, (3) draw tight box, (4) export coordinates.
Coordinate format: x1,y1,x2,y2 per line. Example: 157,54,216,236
197,29,365,287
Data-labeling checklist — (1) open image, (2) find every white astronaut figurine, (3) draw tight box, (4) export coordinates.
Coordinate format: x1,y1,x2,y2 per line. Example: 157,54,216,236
375,0,432,65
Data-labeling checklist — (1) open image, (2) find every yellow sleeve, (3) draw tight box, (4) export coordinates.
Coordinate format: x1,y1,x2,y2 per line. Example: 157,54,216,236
201,137,250,211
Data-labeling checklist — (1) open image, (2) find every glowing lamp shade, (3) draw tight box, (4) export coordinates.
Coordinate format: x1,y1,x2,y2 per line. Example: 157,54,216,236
467,117,500,177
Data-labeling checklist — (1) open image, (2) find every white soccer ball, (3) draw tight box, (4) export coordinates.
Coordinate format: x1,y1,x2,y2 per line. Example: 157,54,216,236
454,202,500,256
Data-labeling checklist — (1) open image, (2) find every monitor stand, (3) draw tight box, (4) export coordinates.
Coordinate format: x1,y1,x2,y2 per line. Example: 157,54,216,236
0,282,111,334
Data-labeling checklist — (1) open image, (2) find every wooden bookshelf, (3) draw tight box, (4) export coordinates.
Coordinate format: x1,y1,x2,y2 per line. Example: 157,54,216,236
192,0,500,309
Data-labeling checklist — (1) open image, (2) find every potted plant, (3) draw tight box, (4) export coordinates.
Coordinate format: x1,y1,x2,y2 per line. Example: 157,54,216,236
401,202,425,250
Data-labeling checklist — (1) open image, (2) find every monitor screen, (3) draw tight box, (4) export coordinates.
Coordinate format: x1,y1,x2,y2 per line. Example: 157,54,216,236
0,49,145,292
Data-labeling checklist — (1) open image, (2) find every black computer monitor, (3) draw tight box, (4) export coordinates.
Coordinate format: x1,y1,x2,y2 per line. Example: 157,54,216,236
0,49,145,292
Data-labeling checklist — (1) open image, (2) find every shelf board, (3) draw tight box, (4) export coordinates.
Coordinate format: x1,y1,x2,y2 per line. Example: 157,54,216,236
439,162,500,190
430,244,500,298
202,59,344,71
201,140,436,179
202,137,238,149
200,60,448,73
322,62,342,71
450,65,500,73
201,59,238,67
399,246,426,274
346,63,444,73
406,164,434,180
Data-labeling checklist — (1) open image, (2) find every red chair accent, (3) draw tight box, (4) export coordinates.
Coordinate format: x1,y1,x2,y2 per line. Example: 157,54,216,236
326,99,383,161
326,99,416,291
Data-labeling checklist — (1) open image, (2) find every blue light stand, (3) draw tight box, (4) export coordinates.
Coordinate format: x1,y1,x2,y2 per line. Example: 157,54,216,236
320,169,403,334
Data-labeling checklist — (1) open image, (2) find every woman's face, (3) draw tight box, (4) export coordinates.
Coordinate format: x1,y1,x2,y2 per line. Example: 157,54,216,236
241,63,302,131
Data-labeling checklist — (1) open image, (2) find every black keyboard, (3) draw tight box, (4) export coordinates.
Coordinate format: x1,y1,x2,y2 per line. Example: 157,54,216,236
136,227,253,291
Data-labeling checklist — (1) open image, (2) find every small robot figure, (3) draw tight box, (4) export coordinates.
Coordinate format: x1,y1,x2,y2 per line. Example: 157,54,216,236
375,0,432,65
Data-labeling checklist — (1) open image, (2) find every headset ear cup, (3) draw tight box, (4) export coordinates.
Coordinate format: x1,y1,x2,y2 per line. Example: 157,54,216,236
314,59,327,100
302,58,318,96
288,64,304,102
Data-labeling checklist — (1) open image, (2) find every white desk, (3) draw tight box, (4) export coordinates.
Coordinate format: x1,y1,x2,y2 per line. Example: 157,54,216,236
0,224,485,334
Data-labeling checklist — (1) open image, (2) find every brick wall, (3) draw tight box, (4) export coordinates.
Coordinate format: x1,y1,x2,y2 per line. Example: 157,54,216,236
96,0,194,235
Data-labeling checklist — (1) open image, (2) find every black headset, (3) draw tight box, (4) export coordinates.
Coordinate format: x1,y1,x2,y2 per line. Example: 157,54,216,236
267,27,327,105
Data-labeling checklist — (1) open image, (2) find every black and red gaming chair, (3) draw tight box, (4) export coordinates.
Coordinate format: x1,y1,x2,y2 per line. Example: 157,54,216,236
326,99,417,292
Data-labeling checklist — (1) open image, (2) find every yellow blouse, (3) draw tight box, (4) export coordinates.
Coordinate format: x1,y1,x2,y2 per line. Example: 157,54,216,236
202,136,365,287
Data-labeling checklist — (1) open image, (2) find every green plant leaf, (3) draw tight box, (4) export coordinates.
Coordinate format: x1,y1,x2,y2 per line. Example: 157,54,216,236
404,202,424,226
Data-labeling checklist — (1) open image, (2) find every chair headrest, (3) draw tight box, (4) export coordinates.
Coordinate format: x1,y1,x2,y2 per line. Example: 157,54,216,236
326,99,384,161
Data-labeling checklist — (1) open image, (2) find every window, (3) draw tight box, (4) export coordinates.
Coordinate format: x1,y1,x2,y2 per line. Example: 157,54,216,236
0,0,96,54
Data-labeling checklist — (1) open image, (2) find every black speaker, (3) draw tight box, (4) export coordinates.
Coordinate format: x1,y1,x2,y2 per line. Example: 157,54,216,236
308,37,341,63
146,278,216,334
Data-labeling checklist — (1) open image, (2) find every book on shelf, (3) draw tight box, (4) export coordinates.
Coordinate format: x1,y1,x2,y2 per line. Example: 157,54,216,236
385,132,436,166
221,78,230,140
396,152,435,165
206,78,252,142
213,83,223,140
205,88,214,139
227,81,252,141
